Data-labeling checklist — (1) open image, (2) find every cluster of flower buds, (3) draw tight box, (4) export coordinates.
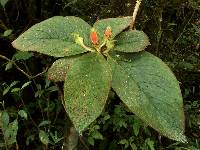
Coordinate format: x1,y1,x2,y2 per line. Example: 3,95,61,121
71,26,113,53
90,26,112,45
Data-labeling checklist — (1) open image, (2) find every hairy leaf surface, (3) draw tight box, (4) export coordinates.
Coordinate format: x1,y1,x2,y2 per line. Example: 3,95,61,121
64,53,111,133
12,16,91,57
109,51,186,142
48,56,79,82
93,17,132,40
114,30,150,52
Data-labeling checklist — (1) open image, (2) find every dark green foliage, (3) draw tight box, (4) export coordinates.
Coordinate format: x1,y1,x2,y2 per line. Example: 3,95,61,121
12,14,186,143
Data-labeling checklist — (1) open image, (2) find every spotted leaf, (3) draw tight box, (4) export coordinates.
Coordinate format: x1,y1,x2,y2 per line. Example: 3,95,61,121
109,51,186,142
63,52,112,133
12,16,91,57
47,56,79,82
114,30,150,53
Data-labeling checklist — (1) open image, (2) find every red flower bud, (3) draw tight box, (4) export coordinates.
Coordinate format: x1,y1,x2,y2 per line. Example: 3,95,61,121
90,28,98,45
104,26,112,38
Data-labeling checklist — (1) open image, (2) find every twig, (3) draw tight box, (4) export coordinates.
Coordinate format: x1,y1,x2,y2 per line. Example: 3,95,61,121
0,54,47,79
32,69,48,78
130,0,142,30
79,137,89,150
20,97,39,129
22,62,45,120
171,10,195,50
0,54,31,78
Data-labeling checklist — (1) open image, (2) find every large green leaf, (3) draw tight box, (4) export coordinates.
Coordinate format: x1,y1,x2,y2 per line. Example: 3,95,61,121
12,16,92,57
48,56,80,82
93,17,132,40
109,51,186,142
64,52,112,133
114,30,150,53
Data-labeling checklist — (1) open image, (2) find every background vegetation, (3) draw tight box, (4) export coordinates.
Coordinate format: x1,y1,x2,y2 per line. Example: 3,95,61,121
0,0,199,149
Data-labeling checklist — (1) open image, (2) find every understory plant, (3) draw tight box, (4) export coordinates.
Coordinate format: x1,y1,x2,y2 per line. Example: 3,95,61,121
11,0,187,146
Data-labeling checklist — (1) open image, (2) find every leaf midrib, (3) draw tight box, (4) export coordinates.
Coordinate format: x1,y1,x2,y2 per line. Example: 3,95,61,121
113,59,183,134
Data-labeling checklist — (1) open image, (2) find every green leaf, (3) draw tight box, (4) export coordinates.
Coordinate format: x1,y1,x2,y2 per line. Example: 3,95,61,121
88,137,95,146
63,53,111,133
10,81,19,87
48,56,79,82
91,131,103,140
145,138,155,150
39,130,49,145
3,86,10,95
114,30,150,53
4,119,18,145
118,139,129,148
133,118,141,136
13,51,33,61
0,111,9,128
18,110,28,120
109,51,186,142
130,142,137,150
50,131,63,144
5,61,13,71
118,139,128,145
38,120,51,127
93,17,132,40
21,81,32,89
11,88,21,93
3,29,12,37
12,16,92,57
46,86,58,92
0,0,8,7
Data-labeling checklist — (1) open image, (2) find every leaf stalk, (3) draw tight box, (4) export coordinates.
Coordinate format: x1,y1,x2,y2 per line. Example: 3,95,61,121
130,0,142,30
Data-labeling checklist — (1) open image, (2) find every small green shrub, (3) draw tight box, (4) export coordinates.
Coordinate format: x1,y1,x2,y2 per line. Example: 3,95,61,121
11,15,187,143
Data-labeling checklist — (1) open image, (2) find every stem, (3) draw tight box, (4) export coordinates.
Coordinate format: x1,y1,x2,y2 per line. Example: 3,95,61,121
22,62,45,120
99,40,106,50
171,10,195,51
72,33,95,52
130,0,142,30
79,137,89,150
16,143,19,150
57,86,79,150
20,96,39,129
81,44,95,52
0,54,47,79
65,127,79,150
